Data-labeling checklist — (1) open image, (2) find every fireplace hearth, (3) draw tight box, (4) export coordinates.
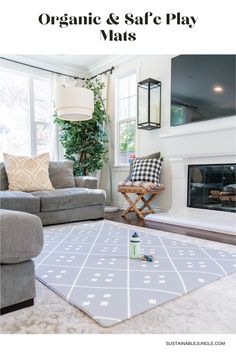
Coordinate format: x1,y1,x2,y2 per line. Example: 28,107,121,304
188,164,236,213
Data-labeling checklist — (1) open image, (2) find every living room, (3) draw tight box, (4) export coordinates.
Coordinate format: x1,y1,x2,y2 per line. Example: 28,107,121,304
0,54,235,336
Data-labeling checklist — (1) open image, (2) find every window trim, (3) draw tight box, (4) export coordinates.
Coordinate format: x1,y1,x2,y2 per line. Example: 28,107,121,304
115,71,137,166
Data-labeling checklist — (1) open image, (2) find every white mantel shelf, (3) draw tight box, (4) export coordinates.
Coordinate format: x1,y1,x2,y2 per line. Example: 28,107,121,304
160,116,236,139
146,116,236,235
159,116,236,159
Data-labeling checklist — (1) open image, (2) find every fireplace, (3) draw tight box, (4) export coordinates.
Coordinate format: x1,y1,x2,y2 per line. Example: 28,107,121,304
145,116,236,234
187,164,236,213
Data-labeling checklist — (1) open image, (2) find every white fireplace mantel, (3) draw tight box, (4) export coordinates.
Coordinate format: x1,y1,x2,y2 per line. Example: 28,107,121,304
146,116,236,235
159,116,236,158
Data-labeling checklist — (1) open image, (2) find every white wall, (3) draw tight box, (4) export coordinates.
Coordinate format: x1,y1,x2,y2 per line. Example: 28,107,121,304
100,55,174,211
102,54,236,217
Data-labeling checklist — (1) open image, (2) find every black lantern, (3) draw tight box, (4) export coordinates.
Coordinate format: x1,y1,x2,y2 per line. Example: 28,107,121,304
137,78,161,130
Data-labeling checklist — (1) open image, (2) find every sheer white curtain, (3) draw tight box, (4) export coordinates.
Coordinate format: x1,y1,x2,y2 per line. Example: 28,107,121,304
98,72,115,207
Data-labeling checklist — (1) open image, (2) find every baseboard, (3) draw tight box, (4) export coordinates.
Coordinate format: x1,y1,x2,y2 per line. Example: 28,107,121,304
0,298,34,315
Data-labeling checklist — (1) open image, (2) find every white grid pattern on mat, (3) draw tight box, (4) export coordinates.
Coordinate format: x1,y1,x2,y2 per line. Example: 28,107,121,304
34,221,236,327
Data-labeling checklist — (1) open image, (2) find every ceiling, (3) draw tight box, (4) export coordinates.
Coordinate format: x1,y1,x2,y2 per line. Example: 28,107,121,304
14,55,112,76
37,55,110,71
2,54,136,79
1,54,115,77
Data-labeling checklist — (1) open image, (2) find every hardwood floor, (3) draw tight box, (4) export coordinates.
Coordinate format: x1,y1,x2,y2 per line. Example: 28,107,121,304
104,210,236,246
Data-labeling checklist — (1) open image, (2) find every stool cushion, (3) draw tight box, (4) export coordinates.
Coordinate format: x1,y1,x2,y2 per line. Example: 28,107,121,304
118,180,165,193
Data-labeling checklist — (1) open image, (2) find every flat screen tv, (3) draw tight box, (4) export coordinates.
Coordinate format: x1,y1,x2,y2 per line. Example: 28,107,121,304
171,55,236,126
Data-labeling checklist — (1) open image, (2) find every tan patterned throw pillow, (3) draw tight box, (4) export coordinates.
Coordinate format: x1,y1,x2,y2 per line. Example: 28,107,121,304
3,152,54,192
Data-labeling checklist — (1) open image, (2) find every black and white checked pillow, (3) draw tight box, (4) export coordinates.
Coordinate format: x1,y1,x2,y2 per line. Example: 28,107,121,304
130,158,163,186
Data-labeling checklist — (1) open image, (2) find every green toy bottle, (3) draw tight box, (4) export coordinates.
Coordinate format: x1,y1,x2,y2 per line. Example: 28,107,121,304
129,232,141,258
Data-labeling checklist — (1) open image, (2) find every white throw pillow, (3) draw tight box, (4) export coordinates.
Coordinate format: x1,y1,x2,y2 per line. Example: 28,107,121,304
3,152,54,192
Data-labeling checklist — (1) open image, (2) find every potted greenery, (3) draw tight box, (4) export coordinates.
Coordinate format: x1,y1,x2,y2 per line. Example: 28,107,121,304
54,78,108,176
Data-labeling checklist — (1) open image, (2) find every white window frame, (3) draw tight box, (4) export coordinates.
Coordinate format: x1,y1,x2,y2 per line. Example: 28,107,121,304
115,70,137,166
0,60,53,159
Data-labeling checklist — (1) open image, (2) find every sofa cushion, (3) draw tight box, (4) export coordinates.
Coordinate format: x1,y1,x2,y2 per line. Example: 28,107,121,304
0,191,40,213
0,160,76,190
49,161,76,189
31,188,106,212
74,176,97,189
0,209,43,264
0,162,8,190
3,152,54,192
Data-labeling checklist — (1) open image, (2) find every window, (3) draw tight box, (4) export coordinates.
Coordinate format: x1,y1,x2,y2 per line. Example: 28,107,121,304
116,73,136,165
0,67,53,160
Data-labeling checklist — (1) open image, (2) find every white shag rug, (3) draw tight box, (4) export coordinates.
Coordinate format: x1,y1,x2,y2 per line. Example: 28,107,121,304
1,221,236,334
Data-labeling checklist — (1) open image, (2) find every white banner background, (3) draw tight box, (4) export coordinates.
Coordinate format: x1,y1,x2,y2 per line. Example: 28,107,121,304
0,0,235,54
0,0,235,352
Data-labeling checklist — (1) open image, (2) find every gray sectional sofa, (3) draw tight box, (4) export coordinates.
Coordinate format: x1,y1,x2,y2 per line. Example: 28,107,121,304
0,161,106,225
0,160,106,314
0,209,44,314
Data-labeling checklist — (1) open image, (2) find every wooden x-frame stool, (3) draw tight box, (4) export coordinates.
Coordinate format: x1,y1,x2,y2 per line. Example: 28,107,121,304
118,185,165,219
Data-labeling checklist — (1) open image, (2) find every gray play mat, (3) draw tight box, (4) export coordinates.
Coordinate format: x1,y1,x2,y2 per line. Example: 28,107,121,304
34,221,236,327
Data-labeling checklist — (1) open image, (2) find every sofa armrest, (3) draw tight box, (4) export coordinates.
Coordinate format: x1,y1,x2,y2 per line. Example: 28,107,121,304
0,209,44,264
74,176,98,189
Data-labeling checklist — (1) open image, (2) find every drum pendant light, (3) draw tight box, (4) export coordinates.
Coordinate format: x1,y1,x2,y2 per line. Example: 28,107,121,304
55,86,94,121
